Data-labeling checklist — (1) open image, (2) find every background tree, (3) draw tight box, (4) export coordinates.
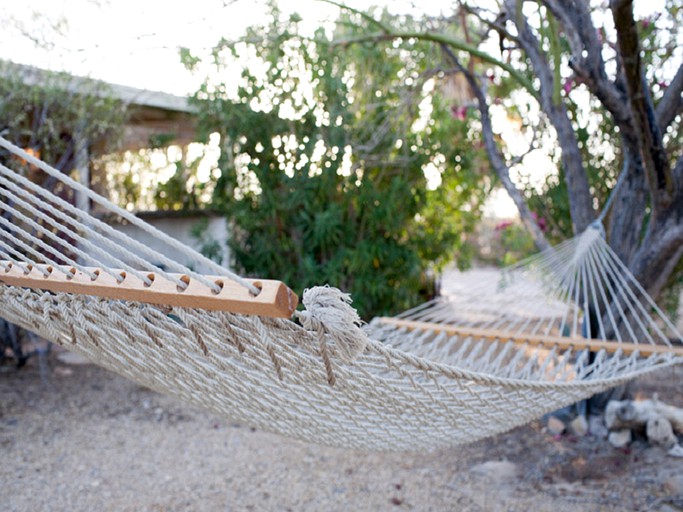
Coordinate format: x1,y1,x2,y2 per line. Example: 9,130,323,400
183,7,491,318
0,61,127,199
0,60,127,365
327,0,682,307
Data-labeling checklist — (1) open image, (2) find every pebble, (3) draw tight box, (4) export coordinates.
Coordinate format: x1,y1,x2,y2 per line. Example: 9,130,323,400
470,460,518,483
646,417,677,449
663,475,683,495
569,415,588,437
56,350,91,366
547,416,565,435
588,415,608,439
608,429,632,448
667,445,683,458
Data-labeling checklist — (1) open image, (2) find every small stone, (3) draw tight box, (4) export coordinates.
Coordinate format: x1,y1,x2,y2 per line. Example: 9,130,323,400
569,415,588,437
667,444,683,458
471,460,518,483
608,429,632,448
646,416,677,449
54,367,73,377
588,415,608,439
547,416,565,435
663,475,683,494
56,350,90,365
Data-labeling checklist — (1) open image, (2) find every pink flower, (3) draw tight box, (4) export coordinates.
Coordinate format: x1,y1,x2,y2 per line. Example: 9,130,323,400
532,212,548,232
562,78,574,95
450,105,469,121
495,220,514,231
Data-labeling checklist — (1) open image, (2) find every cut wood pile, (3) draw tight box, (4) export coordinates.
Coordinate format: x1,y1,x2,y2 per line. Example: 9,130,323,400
605,397,683,456
546,396,683,457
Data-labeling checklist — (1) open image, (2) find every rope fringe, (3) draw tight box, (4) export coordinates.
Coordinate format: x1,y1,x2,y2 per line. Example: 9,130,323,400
295,286,368,366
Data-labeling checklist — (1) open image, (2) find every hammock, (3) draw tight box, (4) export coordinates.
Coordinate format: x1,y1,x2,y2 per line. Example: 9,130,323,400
1,136,681,451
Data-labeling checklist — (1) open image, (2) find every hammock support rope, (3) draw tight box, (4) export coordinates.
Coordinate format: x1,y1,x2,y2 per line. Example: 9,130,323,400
1,134,682,451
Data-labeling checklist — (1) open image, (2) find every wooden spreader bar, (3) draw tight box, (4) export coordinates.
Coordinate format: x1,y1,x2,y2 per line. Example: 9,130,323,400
378,317,683,357
0,261,298,318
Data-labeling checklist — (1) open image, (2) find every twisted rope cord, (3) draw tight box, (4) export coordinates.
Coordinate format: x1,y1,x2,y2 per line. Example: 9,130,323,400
0,135,256,295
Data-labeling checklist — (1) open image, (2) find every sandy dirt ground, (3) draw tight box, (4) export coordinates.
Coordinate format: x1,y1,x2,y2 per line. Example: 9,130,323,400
2,349,683,512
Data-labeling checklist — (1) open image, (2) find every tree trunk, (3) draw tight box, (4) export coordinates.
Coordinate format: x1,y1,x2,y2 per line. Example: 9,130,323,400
606,153,648,266
629,200,683,301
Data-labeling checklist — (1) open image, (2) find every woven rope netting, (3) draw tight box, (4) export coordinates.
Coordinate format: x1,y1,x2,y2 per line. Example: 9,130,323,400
0,136,682,451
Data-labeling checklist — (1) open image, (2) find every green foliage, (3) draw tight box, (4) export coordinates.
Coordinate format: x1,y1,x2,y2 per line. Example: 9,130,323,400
661,258,683,324
471,220,537,267
190,217,224,264
154,156,205,211
0,61,127,174
184,8,490,318
498,224,537,266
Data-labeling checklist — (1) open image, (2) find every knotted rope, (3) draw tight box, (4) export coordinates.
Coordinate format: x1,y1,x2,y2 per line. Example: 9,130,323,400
295,286,368,385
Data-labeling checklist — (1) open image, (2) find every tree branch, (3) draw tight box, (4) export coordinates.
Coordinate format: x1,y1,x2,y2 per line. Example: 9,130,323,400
656,61,683,132
319,0,392,33
611,0,675,208
541,0,638,144
505,0,595,233
461,3,521,45
674,152,683,184
440,43,550,251
540,0,584,63
329,30,539,101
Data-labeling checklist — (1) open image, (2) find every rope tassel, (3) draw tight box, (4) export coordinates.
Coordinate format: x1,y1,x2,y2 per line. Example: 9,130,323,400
295,286,368,384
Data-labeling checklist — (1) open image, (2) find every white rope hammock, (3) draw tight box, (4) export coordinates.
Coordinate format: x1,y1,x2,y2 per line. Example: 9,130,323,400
1,135,681,451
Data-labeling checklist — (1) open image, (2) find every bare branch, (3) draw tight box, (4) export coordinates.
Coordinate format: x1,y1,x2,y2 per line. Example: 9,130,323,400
508,121,543,167
319,0,392,33
611,0,675,208
461,3,520,45
504,0,595,233
674,152,683,184
541,1,634,134
329,30,539,100
540,0,583,60
656,61,683,132
439,43,550,251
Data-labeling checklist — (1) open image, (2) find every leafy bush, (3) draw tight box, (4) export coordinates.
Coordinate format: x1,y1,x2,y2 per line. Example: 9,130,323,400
184,9,490,318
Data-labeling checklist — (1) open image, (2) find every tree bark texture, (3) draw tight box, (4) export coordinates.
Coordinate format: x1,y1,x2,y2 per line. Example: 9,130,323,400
611,0,675,208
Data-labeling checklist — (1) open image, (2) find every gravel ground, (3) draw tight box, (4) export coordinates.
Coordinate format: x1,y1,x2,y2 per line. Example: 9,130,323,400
2,351,682,512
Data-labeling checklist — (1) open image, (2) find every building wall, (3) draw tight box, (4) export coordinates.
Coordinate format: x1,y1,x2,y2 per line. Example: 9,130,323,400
101,214,231,275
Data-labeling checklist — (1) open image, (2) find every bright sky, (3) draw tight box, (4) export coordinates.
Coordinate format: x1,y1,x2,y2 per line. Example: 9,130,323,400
1,0,451,95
